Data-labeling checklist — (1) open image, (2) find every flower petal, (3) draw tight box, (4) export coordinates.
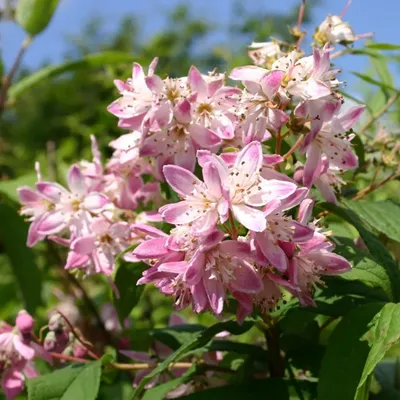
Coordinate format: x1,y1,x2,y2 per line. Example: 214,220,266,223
67,164,86,196
163,165,203,196
231,204,266,232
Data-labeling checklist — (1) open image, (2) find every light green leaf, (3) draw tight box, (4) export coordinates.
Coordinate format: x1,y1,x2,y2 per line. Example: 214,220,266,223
0,204,42,313
27,360,102,400
142,365,198,400
356,303,400,399
0,173,37,202
16,0,60,36
132,320,254,399
367,43,400,50
9,52,135,101
353,72,397,93
334,238,392,301
317,303,385,400
344,200,400,242
320,201,400,302
112,260,147,323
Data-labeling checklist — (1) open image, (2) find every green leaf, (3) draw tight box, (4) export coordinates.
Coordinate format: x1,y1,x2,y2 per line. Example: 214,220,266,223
333,238,392,301
0,204,42,313
16,0,60,36
132,320,254,399
367,43,400,50
142,365,198,400
27,360,102,400
9,52,135,101
0,173,37,202
319,201,400,302
344,200,400,242
317,303,385,400
352,72,397,93
112,260,147,323
356,303,400,399
351,133,366,170
177,379,296,399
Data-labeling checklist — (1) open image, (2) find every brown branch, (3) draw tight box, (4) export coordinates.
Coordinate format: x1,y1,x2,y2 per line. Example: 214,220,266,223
228,210,238,240
0,35,32,114
351,172,399,201
50,352,90,363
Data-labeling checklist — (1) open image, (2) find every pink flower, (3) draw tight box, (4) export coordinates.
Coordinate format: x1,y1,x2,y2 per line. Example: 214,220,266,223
66,217,132,275
301,104,365,186
271,48,340,100
229,67,288,136
187,66,241,140
278,230,351,306
160,141,296,233
34,165,109,237
294,157,345,204
107,58,159,130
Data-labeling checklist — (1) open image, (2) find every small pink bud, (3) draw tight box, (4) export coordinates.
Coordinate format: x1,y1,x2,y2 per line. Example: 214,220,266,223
73,344,87,358
16,310,34,334
293,168,304,184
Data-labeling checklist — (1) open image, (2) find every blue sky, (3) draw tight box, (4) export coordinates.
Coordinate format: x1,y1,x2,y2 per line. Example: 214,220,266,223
1,0,400,89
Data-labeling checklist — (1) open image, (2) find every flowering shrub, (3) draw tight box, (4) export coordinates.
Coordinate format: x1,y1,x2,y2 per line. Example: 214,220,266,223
1,1,400,399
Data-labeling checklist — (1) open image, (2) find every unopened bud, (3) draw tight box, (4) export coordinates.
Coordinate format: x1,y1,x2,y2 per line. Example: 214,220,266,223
16,310,34,334
48,313,63,331
44,331,57,352
73,344,87,358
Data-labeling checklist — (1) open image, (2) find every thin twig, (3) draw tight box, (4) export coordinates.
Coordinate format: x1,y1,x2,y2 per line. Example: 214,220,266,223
47,241,113,346
295,0,306,49
50,352,90,364
351,172,399,201
283,134,305,160
111,361,234,373
0,35,32,114
359,92,400,135
55,310,101,360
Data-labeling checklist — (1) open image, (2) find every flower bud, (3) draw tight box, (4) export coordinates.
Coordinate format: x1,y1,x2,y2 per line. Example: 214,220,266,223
48,313,63,331
73,344,87,358
15,310,34,334
44,331,57,352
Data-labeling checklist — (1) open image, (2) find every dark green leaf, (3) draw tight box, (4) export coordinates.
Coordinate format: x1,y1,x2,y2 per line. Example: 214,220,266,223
356,303,400,399
16,0,60,36
351,133,366,171
0,204,42,313
9,52,135,101
27,360,102,400
317,303,385,400
131,320,254,399
177,379,298,399
113,261,147,323
344,200,400,243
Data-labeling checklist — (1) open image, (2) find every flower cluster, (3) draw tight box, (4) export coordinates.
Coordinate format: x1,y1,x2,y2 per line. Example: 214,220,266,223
0,311,51,399
133,143,351,321
18,11,365,319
